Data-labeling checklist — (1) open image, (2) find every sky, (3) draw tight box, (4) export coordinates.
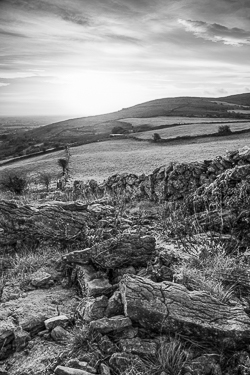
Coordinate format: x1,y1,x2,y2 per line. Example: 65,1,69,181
0,0,250,116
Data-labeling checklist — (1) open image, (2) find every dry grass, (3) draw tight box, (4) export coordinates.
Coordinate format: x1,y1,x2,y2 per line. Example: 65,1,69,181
121,116,242,127
134,121,250,140
1,137,250,183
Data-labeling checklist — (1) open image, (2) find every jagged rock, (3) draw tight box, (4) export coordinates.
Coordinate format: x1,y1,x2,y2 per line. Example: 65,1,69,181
13,328,30,351
44,315,69,330
30,270,53,288
76,265,113,297
120,275,250,347
19,313,48,336
65,359,97,374
98,335,117,355
90,316,132,334
119,337,157,356
81,296,109,321
64,234,156,269
54,366,94,375
109,352,145,372
105,291,123,317
183,354,222,375
0,321,15,359
51,326,70,342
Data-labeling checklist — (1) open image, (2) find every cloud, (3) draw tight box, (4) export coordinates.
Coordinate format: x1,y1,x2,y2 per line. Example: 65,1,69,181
0,29,28,38
178,19,250,46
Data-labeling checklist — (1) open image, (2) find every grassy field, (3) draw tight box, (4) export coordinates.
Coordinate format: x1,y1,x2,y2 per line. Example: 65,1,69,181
120,116,241,128
1,135,250,183
133,121,250,140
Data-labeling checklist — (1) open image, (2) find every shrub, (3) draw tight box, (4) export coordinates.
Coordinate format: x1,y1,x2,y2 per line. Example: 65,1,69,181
217,125,232,136
153,133,161,142
1,171,28,195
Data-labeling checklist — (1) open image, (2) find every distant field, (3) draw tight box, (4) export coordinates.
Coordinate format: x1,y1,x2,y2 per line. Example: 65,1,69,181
1,136,250,183
133,121,250,140
120,117,243,128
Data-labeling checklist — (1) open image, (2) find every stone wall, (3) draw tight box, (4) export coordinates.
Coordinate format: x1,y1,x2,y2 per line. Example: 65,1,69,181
73,146,250,202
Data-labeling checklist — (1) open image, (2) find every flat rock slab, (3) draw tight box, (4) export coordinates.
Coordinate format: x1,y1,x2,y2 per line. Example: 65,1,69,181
120,275,250,347
119,337,157,356
64,234,156,269
90,315,132,334
45,315,69,330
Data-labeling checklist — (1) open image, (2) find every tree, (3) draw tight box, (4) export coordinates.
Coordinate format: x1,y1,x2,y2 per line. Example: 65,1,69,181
218,125,232,136
153,133,161,142
39,172,53,191
58,146,71,176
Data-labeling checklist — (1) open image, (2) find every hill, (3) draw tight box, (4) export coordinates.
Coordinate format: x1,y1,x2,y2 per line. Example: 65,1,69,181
26,93,250,142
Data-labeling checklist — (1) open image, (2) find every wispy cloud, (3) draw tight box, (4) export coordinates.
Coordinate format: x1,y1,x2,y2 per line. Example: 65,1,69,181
179,19,250,46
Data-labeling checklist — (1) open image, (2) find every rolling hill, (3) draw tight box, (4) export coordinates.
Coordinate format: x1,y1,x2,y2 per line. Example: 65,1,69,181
26,93,250,142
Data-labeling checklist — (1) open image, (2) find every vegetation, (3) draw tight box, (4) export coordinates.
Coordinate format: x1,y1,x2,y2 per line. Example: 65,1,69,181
0,171,28,195
217,124,232,135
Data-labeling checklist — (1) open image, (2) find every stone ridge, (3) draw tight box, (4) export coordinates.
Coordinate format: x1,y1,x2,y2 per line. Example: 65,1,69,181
73,146,250,202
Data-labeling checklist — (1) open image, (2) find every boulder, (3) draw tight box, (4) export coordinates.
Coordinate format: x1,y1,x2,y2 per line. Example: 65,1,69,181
30,270,53,288
120,275,250,348
64,234,156,269
82,296,109,322
51,326,70,342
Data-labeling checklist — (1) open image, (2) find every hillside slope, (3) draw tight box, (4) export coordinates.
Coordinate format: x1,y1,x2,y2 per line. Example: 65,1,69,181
26,93,250,142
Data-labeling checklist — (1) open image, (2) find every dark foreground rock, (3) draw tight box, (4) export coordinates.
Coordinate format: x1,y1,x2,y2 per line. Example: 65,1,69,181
63,234,156,269
120,275,250,348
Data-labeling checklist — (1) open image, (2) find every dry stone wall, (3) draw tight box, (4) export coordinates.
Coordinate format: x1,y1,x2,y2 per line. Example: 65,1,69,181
73,146,250,202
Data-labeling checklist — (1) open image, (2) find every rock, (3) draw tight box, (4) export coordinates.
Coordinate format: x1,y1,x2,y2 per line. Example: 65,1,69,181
120,275,250,348
100,363,111,375
90,316,132,334
54,366,94,375
119,337,157,356
98,335,117,355
51,326,70,342
80,296,109,322
0,320,15,360
0,366,8,375
76,265,113,297
109,352,145,373
183,354,222,375
30,270,53,288
105,291,123,317
14,328,30,351
64,234,156,269
44,315,69,330
65,359,97,373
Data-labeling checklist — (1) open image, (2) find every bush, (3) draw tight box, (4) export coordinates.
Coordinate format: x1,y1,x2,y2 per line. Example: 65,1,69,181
1,172,28,195
217,125,232,136
153,133,161,142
